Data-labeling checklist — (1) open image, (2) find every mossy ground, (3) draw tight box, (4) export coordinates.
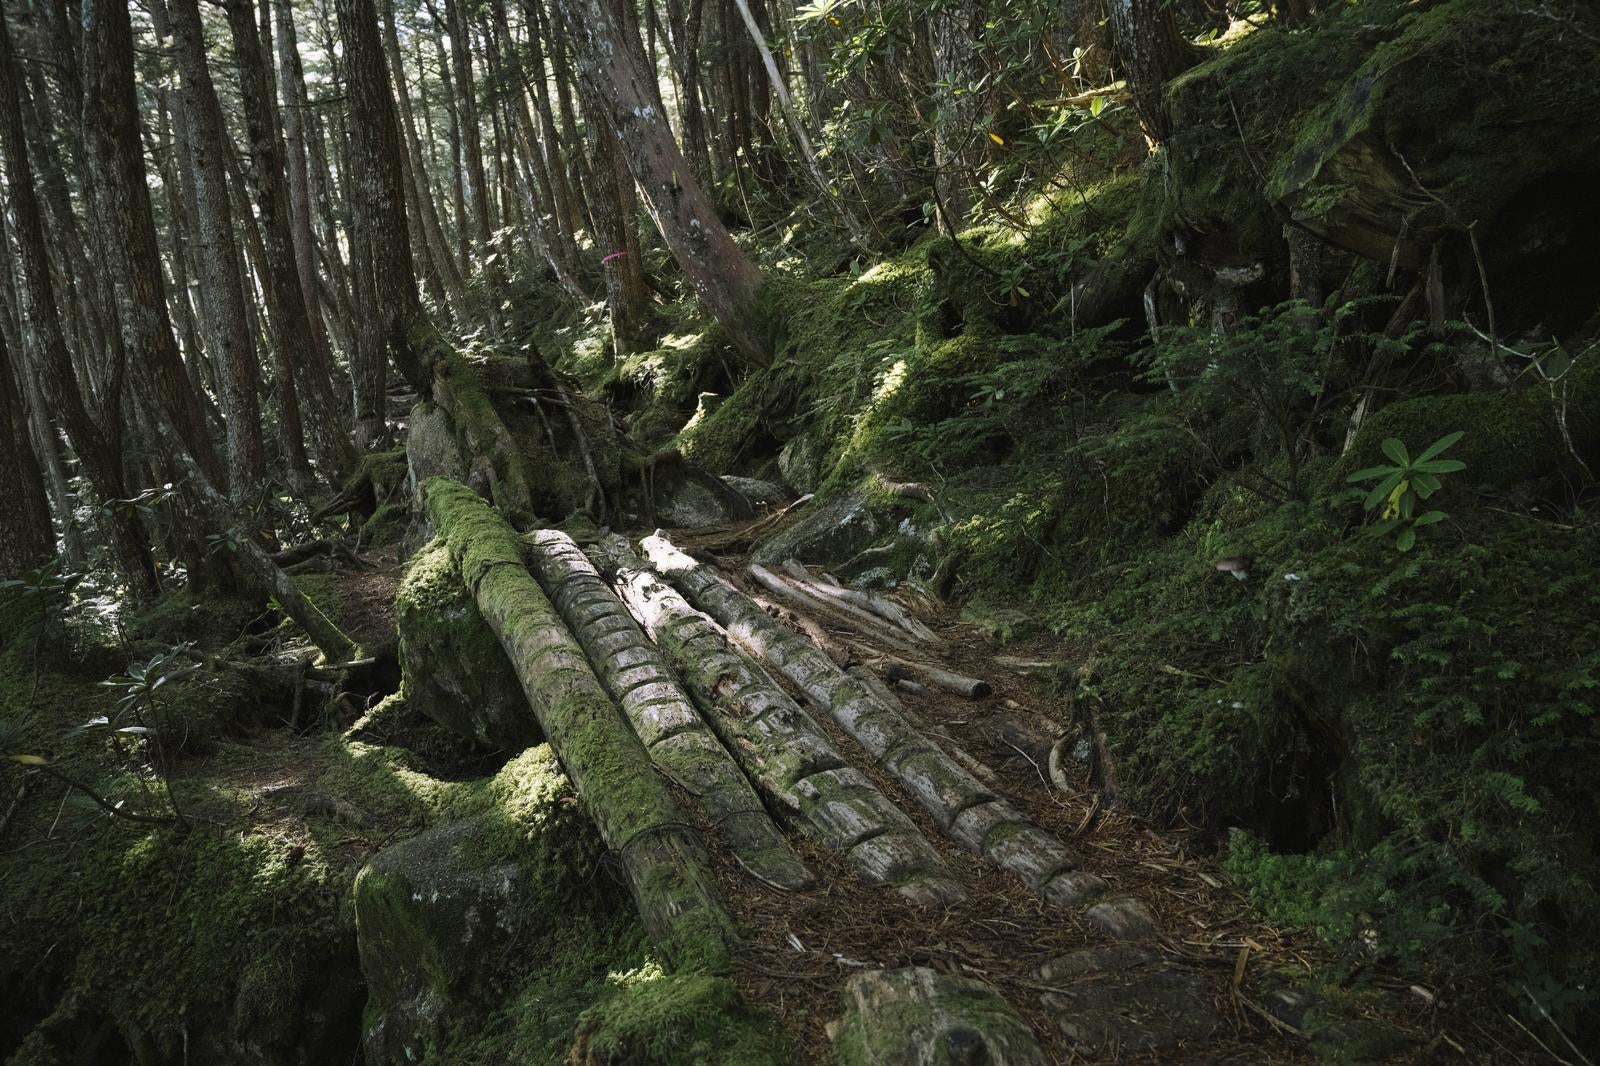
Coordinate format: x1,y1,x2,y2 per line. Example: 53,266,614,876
544,0,1600,1035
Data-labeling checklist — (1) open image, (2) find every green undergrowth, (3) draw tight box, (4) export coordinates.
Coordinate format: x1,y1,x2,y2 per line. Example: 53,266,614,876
0,550,737,1062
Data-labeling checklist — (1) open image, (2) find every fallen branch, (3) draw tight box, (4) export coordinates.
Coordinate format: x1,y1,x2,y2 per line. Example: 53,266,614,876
779,559,943,645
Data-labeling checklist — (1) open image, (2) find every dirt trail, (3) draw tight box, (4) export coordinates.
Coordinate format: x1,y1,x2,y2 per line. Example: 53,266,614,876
654,520,1335,1062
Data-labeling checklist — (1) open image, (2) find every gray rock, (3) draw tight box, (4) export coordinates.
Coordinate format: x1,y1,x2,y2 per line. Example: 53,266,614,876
753,488,906,567
649,464,756,529
355,816,524,1064
1037,945,1222,1053
831,967,1046,1065
722,475,790,509
778,433,826,494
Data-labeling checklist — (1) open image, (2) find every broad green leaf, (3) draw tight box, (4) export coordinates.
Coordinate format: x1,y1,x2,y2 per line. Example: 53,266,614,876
1364,471,1404,512
1381,437,1410,466
1414,430,1464,463
1412,473,1442,497
1413,511,1448,526
1396,526,1417,552
1346,465,1398,483
1415,458,1466,474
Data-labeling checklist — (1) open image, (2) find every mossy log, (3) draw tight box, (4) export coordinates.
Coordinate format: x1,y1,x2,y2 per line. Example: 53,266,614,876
423,478,734,969
643,535,1155,936
587,533,966,907
521,529,813,891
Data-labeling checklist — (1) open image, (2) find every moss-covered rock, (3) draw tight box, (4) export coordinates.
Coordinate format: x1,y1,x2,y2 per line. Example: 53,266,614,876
395,539,538,752
831,967,1044,1065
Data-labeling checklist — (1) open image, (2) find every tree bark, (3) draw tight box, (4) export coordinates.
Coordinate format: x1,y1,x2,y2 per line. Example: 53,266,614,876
443,0,493,249
644,535,1142,919
524,529,812,891
0,329,54,577
228,0,359,486
425,480,736,969
79,9,225,499
0,4,158,598
930,3,982,231
334,0,433,399
553,0,770,365
165,0,270,495
380,0,470,313
1106,0,1198,145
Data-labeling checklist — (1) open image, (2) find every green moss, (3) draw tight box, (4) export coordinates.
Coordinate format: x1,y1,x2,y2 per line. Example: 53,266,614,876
570,971,784,1066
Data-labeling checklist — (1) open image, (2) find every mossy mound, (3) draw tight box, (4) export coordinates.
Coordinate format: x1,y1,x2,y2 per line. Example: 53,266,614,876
395,538,536,752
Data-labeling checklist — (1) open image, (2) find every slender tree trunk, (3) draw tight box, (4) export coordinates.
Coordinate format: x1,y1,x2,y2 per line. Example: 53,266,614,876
0,329,55,576
553,0,770,365
272,0,364,485
930,4,982,230
0,4,159,598
224,0,359,489
164,0,269,494
380,0,470,312
82,0,356,656
421,0,471,271
445,0,493,247
732,0,863,242
523,0,584,257
335,0,433,404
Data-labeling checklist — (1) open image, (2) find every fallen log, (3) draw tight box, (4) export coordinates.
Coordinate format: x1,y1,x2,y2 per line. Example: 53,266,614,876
424,479,734,969
747,564,925,657
778,559,943,645
642,533,1155,935
522,528,812,891
588,534,966,907
884,659,991,700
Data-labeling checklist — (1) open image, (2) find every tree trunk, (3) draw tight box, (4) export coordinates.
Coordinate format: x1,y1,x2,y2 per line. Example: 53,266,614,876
523,529,812,891
0,4,158,599
80,10,226,498
1106,0,1197,145
424,480,736,969
930,4,982,231
0,329,54,577
732,0,864,243
165,0,270,495
588,534,966,906
380,0,470,314
228,0,359,487
334,0,432,398
444,0,493,248
553,0,770,365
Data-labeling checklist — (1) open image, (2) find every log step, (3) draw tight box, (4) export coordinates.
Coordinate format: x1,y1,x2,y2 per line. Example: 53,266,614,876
523,529,813,893
590,533,967,907
640,532,1154,939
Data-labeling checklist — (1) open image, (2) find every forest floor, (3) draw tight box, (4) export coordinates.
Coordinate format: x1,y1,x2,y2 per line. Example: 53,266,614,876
648,508,1463,1062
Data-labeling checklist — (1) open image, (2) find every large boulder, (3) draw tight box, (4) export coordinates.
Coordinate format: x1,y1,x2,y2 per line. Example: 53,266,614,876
395,539,539,752
753,486,918,571
354,748,606,1063
355,816,521,1062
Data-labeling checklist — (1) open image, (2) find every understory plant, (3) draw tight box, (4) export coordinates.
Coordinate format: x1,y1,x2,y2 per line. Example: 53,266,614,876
1346,431,1466,550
